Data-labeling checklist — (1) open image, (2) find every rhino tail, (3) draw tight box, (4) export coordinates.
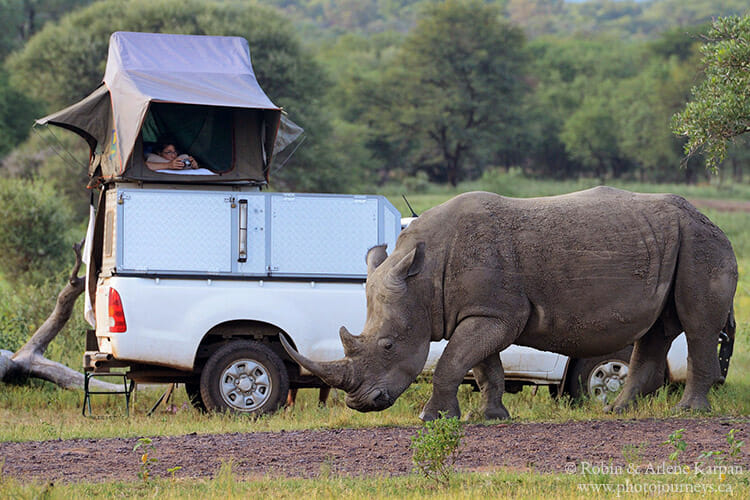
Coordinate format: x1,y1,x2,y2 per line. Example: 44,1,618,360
726,305,736,342
718,305,735,381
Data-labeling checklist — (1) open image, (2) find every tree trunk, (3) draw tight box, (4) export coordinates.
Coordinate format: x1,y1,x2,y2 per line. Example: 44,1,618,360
0,241,119,390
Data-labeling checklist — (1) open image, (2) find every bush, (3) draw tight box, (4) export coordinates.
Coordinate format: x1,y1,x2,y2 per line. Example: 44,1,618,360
0,278,88,369
411,413,464,486
0,177,75,284
476,167,525,197
0,131,91,223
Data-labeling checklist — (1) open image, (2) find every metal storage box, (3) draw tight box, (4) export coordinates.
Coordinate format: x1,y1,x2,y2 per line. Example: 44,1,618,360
106,186,401,279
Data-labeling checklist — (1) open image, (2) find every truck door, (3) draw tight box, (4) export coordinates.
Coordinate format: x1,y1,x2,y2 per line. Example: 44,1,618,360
116,188,235,276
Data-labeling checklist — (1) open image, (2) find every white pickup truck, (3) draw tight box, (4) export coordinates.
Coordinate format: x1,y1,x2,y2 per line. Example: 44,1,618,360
85,183,708,415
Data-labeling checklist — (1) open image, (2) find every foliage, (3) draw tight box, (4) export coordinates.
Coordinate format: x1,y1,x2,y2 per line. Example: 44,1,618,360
672,15,750,171
266,0,749,42
1,280,62,355
0,253,88,372
0,130,91,223
0,177,75,284
523,32,711,182
362,0,527,186
0,67,42,157
697,428,744,467
727,428,745,460
133,437,158,482
0,0,95,61
662,428,687,462
411,413,464,486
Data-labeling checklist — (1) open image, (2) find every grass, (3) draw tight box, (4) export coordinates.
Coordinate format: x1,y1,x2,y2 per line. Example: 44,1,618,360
1,461,748,499
2,329,749,442
378,170,750,215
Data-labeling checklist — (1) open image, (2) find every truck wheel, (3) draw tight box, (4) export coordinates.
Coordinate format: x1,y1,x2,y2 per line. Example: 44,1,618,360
185,380,205,411
200,340,289,415
565,346,633,403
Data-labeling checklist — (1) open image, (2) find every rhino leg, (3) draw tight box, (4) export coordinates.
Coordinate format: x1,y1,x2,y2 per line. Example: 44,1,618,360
605,320,673,414
419,316,521,422
672,247,735,412
472,354,510,420
676,321,723,412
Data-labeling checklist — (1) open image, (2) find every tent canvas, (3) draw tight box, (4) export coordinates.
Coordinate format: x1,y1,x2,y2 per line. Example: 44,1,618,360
36,31,293,184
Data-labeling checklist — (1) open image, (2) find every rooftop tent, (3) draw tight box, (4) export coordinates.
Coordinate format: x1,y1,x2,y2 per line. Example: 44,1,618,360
36,31,292,184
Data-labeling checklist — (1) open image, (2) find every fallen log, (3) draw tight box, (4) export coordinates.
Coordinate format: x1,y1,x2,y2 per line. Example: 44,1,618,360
0,241,119,390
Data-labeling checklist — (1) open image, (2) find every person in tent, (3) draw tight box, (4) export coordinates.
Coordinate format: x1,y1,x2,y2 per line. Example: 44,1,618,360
145,136,200,171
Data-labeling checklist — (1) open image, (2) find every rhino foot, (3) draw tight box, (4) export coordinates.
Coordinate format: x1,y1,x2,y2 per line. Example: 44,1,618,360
603,403,628,415
484,405,510,420
419,408,461,422
419,402,460,422
674,394,711,413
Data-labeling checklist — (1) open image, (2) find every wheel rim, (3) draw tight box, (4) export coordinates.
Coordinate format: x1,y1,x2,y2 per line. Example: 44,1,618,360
219,359,273,411
587,360,629,403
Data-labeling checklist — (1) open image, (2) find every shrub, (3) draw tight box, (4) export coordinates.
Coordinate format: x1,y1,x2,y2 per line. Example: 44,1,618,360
0,275,87,368
411,413,464,486
0,177,75,284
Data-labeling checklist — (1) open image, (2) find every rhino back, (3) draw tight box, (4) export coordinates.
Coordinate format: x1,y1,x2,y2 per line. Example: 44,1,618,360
400,188,727,357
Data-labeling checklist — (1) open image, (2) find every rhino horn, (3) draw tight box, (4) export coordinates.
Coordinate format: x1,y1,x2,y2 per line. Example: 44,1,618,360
339,326,361,357
385,242,425,291
280,335,359,393
366,244,388,274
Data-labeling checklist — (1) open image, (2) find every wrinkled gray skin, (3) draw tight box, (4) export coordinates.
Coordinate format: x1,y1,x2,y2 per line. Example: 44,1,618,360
283,187,737,421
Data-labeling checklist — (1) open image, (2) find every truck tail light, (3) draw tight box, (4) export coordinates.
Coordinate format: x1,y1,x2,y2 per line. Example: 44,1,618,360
108,288,127,333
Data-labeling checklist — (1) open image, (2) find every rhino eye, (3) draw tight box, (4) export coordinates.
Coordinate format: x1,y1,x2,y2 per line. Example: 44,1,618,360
379,338,394,351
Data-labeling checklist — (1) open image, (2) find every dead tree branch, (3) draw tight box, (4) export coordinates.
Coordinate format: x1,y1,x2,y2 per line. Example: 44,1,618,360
1,240,119,390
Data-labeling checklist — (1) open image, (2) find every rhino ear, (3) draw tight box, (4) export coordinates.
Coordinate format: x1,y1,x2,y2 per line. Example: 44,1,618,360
388,242,425,287
339,326,361,357
366,244,388,275
407,242,425,278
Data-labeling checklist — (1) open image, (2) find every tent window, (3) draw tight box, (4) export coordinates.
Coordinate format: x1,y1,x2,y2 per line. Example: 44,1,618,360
141,103,234,173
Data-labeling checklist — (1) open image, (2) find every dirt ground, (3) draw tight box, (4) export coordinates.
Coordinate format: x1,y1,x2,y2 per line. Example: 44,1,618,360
688,198,750,213
1,418,748,482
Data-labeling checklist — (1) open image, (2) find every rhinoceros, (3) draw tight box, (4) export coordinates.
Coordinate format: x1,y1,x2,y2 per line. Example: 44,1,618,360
283,187,737,420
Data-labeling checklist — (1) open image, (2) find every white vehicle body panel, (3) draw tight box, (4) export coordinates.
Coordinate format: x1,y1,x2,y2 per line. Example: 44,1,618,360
667,333,688,381
97,277,369,372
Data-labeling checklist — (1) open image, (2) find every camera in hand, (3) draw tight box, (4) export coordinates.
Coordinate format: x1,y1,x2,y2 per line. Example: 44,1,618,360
183,159,192,168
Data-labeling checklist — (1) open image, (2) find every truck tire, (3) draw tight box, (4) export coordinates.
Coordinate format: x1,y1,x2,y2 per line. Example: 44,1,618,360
565,346,633,403
199,340,289,415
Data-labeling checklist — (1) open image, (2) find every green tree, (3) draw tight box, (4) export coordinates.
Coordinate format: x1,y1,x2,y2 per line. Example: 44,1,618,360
0,177,75,284
0,68,41,157
1,131,91,222
672,15,750,171
561,91,623,181
505,0,565,38
370,0,527,186
0,0,94,61
317,31,403,185
524,37,641,179
612,61,688,182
